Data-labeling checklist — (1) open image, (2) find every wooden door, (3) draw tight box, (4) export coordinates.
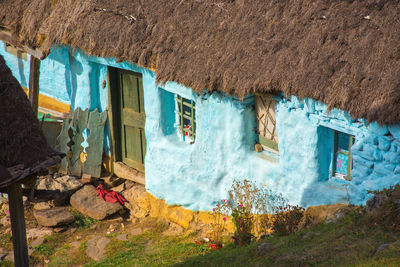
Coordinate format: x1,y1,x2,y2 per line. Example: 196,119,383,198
116,70,146,172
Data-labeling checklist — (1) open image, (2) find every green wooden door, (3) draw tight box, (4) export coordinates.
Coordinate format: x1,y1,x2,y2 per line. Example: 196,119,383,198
117,70,146,172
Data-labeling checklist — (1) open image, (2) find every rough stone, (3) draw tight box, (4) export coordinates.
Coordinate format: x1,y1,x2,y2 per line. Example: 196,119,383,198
70,241,81,250
378,136,393,151
26,228,53,239
123,185,150,220
115,234,129,241
103,176,124,188
375,243,393,255
129,227,143,236
0,248,7,261
0,216,10,227
364,134,378,145
34,207,75,227
373,162,396,176
368,122,388,136
70,185,123,220
33,202,53,211
30,237,45,248
390,140,400,153
37,175,82,192
4,252,13,262
352,154,374,169
112,182,126,193
86,236,110,261
122,185,150,211
257,242,274,254
388,125,400,140
383,152,400,164
81,173,93,184
54,227,68,233
163,222,184,236
168,206,194,229
394,165,400,175
0,253,6,261
299,204,352,229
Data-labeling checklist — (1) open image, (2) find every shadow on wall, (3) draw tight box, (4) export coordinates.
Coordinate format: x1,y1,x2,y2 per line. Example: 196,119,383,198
317,126,334,181
159,87,176,136
88,61,101,111
65,51,83,110
17,56,27,87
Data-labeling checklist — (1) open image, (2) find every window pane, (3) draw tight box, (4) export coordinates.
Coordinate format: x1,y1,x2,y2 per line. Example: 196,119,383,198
256,94,278,143
335,153,349,177
337,131,350,153
177,95,196,140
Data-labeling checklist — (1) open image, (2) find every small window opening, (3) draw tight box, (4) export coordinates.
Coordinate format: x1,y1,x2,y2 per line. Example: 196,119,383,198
176,95,196,142
332,131,355,180
256,94,278,153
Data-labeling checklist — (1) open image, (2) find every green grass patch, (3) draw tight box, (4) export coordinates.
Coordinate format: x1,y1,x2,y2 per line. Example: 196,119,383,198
70,209,98,229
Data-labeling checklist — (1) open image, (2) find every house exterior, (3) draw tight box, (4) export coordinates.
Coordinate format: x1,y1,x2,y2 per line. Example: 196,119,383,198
1,0,399,211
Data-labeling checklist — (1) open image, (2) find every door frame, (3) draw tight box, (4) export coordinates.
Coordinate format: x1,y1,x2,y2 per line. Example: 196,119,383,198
107,67,146,173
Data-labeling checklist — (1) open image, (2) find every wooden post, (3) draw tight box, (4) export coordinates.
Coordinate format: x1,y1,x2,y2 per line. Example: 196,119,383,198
7,183,29,267
29,56,40,116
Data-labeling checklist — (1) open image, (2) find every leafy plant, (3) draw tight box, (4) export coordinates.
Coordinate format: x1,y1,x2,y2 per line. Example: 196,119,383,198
231,204,254,245
228,180,259,245
209,199,230,245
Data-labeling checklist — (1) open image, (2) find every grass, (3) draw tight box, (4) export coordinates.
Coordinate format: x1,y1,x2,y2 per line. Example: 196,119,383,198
1,206,400,266
88,211,400,267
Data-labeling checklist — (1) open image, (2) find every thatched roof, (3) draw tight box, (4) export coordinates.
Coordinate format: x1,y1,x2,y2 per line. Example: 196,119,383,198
1,0,399,124
0,55,53,171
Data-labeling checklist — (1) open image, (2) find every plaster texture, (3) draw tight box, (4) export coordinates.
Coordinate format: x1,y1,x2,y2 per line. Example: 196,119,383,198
2,43,400,211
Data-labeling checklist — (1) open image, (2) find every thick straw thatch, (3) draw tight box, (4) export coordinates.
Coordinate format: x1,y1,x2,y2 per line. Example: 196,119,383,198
0,55,53,171
1,0,399,124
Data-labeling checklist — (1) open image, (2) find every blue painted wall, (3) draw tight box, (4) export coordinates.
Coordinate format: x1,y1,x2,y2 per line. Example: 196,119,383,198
2,42,400,211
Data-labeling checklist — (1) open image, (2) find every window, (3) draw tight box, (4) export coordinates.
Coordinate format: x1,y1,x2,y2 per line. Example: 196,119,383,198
176,95,196,141
256,94,278,152
5,43,27,60
332,131,354,180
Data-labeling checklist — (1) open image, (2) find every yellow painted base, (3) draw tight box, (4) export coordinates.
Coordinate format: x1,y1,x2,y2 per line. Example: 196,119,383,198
143,192,235,233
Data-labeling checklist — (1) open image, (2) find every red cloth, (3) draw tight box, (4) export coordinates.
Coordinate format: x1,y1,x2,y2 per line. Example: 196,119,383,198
96,184,125,205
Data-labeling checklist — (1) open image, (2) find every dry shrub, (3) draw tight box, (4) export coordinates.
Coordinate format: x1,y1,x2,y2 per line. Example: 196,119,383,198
367,184,400,232
267,205,305,236
228,179,289,244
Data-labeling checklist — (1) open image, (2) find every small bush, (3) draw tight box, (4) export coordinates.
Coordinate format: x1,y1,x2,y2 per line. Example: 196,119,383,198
268,204,304,236
367,184,400,232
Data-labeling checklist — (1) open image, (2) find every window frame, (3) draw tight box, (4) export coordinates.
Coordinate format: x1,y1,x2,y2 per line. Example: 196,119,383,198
176,95,196,141
331,130,355,181
255,93,279,153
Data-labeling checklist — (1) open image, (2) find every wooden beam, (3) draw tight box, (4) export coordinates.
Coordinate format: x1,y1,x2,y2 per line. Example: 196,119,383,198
0,30,46,60
113,161,145,185
0,155,63,188
7,183,29,267
29,57,40,116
